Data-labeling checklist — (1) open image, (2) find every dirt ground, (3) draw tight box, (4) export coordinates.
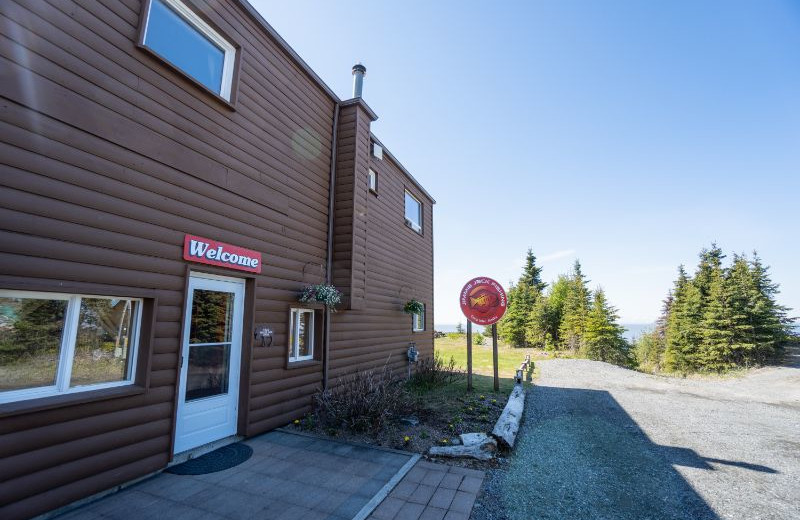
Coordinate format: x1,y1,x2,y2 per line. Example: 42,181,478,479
474,349,800,520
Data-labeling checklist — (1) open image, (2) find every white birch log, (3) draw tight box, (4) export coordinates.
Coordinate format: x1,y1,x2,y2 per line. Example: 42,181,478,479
428,438,497,461
491,383,526,448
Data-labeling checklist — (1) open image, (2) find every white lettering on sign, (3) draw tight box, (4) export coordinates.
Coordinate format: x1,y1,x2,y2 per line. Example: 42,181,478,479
186,239,259,269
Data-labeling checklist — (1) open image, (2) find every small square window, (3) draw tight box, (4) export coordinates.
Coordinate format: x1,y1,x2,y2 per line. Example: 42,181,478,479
412,305,425,332
141,0,236,100
288,308,315,362
404,190,422,233
368,169,378,193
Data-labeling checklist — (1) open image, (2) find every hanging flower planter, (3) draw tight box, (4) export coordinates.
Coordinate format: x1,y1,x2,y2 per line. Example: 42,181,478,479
299,284,342,311
403,299,424,315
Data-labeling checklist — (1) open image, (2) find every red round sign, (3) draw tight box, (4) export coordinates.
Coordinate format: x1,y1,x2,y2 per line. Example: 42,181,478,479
459,277,507,325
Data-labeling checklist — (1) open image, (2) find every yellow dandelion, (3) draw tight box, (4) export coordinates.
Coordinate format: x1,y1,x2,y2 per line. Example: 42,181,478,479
404,436,411,443
293,419,300,424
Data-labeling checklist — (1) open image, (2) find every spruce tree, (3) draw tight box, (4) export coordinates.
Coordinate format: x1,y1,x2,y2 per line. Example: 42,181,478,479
699,264,734,371
748,253,790,362
583,288,630,365
559,260,591,351
520,249,547,293
664,265,703,371
497,249,547,347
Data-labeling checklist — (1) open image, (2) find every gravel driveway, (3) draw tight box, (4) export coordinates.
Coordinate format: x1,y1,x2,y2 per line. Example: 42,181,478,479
473,355,800,520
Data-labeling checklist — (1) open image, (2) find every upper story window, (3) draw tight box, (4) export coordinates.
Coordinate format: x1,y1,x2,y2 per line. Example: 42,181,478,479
0,291,142,404
404,190,422,233
368,169,378,193
141,0,236,101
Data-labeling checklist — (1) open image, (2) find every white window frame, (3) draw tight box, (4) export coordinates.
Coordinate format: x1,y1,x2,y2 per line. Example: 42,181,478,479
289,308,315,362
405,190,423,233
368,169,378,193
412,305,425,332
0,290,143,405
142,0,237,101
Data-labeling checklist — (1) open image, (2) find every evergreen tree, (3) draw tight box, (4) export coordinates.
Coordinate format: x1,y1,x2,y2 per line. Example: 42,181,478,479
455,322,464,334
542,275,570,348
520,249,547,293
559,260,591,351
660,246,791,373
497,249,546,347
655,291,673,340
525,296,550,348
748,253,791,362
693,243,725,301
664,265,703,371
633,330,664,372
699,263,734,371
583,288,630,365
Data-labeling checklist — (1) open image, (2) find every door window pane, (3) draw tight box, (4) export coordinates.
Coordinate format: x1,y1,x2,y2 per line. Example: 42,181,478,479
70,298,137,387
186,344,230,401
189,290,233,343
0,296,67,392
144,0,225,94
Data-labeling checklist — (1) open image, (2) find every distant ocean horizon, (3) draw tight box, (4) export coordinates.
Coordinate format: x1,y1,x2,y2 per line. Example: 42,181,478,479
435,322,800,342
435,323,655,342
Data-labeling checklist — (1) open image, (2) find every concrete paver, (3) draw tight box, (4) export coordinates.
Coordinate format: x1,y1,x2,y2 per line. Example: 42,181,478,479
368,461,484,520
54,430,414,520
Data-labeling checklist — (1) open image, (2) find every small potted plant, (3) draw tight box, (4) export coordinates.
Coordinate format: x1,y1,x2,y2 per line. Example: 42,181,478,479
299,284,343,311
403,299,424,315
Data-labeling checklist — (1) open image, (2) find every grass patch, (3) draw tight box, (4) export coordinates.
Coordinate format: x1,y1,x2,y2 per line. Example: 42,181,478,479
434,335,559,381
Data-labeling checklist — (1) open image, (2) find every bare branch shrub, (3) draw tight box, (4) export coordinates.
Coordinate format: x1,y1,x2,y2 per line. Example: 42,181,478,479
409,353,465,390
314,361,413,433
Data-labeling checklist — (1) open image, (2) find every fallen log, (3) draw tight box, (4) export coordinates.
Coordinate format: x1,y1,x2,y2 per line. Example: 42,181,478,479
491,383,525,448
429,437,497,461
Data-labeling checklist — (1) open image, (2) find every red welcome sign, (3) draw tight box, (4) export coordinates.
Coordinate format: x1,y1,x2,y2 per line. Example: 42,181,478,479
459,277,507,325
183,235,262,273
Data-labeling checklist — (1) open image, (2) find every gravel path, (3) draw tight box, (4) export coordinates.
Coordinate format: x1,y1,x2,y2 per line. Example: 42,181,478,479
473,356,800,520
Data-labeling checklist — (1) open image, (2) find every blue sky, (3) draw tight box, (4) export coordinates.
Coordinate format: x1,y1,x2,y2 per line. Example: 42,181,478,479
253,0,800,325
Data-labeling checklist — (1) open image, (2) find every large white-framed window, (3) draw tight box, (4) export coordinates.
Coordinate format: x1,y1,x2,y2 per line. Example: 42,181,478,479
0,290,142,404
141,0,237,101
412,305,425,332
404,190,422,233
288,308,315,362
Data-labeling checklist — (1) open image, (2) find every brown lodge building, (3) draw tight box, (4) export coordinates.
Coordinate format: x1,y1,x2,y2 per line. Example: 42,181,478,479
0,1,435,518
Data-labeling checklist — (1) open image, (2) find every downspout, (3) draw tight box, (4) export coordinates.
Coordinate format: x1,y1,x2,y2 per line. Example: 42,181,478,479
324,102,340,390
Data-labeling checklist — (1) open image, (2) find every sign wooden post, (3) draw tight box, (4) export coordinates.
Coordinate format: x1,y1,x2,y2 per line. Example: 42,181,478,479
459,277,507,393
492,323,499,391
466,321,473,391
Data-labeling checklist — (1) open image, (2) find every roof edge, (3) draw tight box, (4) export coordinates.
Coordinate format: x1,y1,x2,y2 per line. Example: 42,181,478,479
235,0,341,103
370,133,436,204
340,97,379,121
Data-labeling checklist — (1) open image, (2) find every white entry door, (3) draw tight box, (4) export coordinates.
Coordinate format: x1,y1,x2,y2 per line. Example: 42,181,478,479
174,273,245,454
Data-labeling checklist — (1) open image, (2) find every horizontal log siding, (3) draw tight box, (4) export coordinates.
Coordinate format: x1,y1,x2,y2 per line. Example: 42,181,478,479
0,0,333,517
330,144,435,380
331,103,372,310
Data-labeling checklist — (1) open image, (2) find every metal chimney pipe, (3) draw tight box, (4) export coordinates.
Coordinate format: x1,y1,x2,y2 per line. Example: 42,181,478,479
352,63,366,98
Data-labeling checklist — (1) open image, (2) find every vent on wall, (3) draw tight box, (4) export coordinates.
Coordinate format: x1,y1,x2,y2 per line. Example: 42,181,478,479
371,142,383,160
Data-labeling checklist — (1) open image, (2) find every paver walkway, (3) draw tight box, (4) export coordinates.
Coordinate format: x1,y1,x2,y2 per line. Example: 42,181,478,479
55,430,415,520
368,460,484,520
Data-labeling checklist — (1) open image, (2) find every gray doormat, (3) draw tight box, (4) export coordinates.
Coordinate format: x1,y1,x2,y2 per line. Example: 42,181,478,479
166,443,253,475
